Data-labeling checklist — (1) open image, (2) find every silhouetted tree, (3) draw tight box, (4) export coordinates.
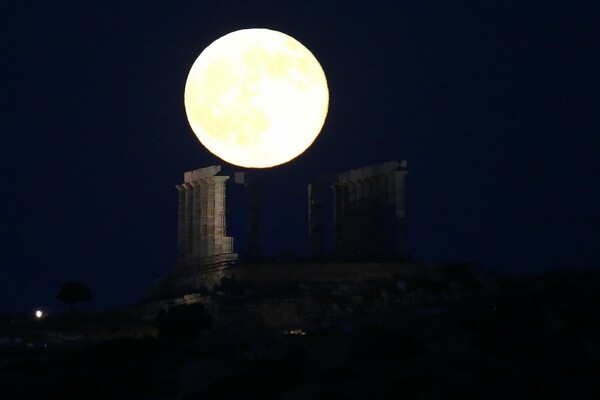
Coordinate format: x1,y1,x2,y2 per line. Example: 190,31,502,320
57,281,93,313
154,303,212,342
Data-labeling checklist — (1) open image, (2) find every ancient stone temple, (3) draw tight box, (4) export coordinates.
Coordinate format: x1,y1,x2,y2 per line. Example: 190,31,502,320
174,165,237,271
309,160,408,260
153,161,408,298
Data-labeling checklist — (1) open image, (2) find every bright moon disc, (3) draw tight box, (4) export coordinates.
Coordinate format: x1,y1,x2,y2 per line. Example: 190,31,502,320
184,29,329,168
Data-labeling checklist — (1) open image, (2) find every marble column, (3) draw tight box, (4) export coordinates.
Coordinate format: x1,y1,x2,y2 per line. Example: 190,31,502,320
212,176,229,255
356,179,367,257
387,170,408,259
205,178,215,257
372,176,388,256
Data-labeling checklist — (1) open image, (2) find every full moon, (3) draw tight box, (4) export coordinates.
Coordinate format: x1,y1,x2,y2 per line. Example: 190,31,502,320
184,29,329,168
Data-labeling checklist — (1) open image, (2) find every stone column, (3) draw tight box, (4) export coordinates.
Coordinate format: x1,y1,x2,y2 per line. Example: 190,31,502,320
175,184,187,266
370,176,386,256
355,179,366,258
212,176,229,255
183,183,194,263
205,179,215,257
362,177,376,258
387,170,408,259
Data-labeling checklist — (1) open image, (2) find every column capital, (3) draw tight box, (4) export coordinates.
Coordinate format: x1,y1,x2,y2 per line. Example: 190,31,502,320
208,175,230,184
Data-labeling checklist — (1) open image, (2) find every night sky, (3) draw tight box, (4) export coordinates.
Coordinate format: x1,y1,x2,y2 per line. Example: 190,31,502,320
2,1,598,313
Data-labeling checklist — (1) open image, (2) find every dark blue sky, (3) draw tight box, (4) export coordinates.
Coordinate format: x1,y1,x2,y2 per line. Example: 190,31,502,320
2,1,598,312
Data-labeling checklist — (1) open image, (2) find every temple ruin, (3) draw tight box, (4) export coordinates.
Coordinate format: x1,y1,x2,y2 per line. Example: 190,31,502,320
158,160,408,296
309,160,408,260
174,166,237,271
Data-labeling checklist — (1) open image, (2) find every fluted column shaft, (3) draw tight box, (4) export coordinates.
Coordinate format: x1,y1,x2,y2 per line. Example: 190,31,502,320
387,170,408,258
355,179,367,258
205,179,215,257
212,176,229,255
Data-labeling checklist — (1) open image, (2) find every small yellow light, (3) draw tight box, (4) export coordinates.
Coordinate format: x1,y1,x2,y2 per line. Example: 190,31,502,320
35,310,43,319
